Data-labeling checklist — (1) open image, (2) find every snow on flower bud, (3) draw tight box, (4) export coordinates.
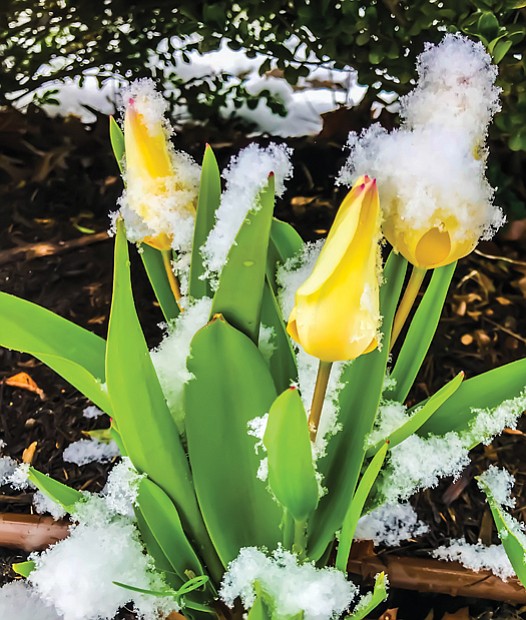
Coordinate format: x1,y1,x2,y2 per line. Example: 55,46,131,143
117,79,200,252
287,175,382,362
338,34,505,269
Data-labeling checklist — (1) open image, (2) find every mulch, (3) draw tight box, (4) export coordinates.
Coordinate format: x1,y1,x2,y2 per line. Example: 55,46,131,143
0,106,525,619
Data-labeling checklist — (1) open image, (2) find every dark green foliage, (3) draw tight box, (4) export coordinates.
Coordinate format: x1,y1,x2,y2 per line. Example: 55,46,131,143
1,1,526,215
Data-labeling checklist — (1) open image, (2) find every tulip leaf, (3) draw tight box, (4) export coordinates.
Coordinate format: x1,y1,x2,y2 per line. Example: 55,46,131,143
267,218,304,291
28,467,84,512
348,573,388,620
136,477,214,586
477,475,526,587
386,261,456,403
139,244,180,322
308,251,408,561
366,371,465,457
261,279,298,393
134,508,183,589
109,116,125,173
264,388,319,523
335,442,389,571
0,292,111,414
247,588,271,620
417,357,526,437
185,316,282,567
12,561,36,579
106,219,219,575
190,145,222,299
210,176,275,343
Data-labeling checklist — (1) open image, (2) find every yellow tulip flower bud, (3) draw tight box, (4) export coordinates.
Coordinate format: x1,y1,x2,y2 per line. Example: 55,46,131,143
287,175,382,362
119,80,200,252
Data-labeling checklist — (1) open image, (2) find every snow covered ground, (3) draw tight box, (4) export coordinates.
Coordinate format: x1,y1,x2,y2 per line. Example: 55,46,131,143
11,40,369,138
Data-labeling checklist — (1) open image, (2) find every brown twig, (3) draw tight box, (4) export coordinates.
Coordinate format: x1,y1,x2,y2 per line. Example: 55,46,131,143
0,231,110,266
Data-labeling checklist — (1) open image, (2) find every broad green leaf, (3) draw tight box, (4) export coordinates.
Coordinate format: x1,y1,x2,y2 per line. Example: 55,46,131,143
387,262,456,403
0,293,110,413
185,317,282,566
247,590,271,620
264,388,319,522
12,560,36,578
366,371,465,457
189,145,222,299
135,508,183,589
139,244,180,322
106,220,219,575
109,116,125,173
211,176,275,343
308,251,408,561
418,358,526,437
136,477,214,585
477,12,500,42
28,467,84,512
478,476,526,587
267,218,304,291
347,573,388,620
493,39,513,63
260,279,297,393
335,442,389,571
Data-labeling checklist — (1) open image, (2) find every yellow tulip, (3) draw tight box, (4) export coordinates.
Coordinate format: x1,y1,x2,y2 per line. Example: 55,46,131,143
123,92,196,251
382,212,477,269
287,175,382,362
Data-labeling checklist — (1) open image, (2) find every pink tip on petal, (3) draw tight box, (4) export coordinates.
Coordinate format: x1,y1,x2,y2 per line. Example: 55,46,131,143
128,97,135,107
359,183,366,191
268,171,275,178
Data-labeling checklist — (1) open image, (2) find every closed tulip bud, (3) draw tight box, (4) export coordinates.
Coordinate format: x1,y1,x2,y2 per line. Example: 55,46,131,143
287,175,382,362
119,79,200,252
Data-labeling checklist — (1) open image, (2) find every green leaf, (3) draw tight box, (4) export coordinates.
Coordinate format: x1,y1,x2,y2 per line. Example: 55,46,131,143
12,560,36,578
477,12,500,41
247,590,271,620
189,145,222,299
211,176,275,343
308,251,408,561
336,443,389,571
28,467,84,512
366,371,465,457
492,38,513,63
139,244,180,322
260,280,298,393
185,317,282,566
0,293,111,413
418,358,526,437
109,116,125,174
387,262,456,403
136,477,212,585
477,476,526,587
106,220,219,575
347,573,388,620
267,218,304,291
264,388,319,522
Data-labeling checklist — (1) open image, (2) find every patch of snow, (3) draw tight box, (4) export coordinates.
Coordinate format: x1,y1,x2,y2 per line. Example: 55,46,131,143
33,491,67,521
0,582,62,620
62,438,120,466
433,538,515,581
355,502,428,547
220,547,357,620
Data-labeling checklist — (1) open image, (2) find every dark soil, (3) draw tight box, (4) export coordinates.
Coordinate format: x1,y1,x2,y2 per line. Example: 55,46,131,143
0,106,526,620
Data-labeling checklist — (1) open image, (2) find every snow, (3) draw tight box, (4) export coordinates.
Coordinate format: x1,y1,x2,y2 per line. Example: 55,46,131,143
338,34,504,249
220,547,357,620
478,465,516,509
200,143,293,289
33,491,67,521
151,296,213,434
15,39,365,137
379,391,526,503
62,438,120,466
82,406,104,420
0,456,17,485
433,538,515,581
258,324,276,362
247,414,269,482
355,502,428,547
0,582,62,620
366,401,410,448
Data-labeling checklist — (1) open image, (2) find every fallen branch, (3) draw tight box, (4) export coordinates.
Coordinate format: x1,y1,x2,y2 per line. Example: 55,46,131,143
0,231,110,266
0,513,69,552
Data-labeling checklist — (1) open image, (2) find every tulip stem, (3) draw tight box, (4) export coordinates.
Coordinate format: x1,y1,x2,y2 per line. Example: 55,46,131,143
390,266,427,350
161,250,184,312
309,361,333,442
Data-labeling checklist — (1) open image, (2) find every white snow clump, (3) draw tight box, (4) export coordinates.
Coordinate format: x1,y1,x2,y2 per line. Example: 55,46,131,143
354,502,428,547
62,438,120,466
433,538,515,581
220,547,357,620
